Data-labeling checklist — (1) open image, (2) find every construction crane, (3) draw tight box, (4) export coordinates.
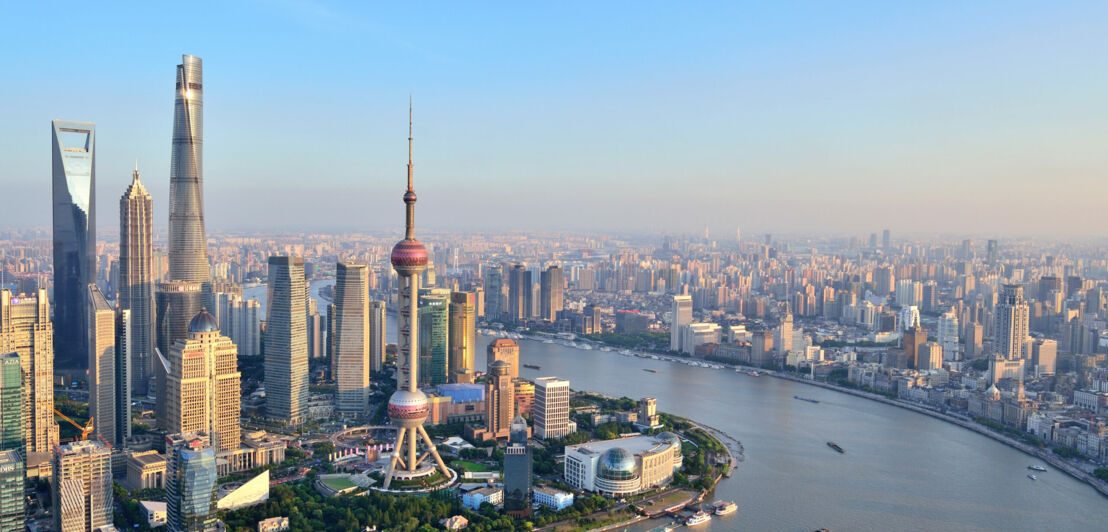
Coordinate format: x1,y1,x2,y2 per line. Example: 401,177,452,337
53,408,94,441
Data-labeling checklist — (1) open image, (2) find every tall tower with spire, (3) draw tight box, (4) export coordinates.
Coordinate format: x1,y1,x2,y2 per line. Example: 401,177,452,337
382,99,452,489
119,166,155,395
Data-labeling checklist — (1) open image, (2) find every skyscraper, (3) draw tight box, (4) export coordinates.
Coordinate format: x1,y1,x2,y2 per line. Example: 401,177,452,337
0,354,21,456
0,289,59,460
382,101,451,489
882,229,891,250
333,262,370,414
487,339,520,380
994,284,1030,361
119,168,156,395
53,440,113,532
0,451,23,532
448,291,476,382
266,256,309,425
418,291,449,386
534,377,571,440
986,239,998,267
670,295,692,352
508,264,532,323
88,285,130,447
168,54,209,284
51,120,96,375
369,300,387,373
485,361,514,439
484,265,503,320
165,309,241,452
540,265,564,322
165,432,218,532
503,415,532,517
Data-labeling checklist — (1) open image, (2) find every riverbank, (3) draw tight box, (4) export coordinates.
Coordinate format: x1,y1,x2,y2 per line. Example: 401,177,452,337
765,370,1108,499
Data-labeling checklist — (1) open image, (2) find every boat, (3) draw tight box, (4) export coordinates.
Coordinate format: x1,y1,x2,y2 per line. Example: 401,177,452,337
746,371,760,377
1027,474,1038,481
794,396,820,404
685,511,712,526
1028,465,1046,472
643,368,658,373
523,364,541,370
647,524,679,532
826,441,845,454
713,501,737,516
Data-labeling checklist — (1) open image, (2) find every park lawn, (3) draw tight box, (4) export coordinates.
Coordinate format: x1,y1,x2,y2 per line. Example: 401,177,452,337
453,460,493,472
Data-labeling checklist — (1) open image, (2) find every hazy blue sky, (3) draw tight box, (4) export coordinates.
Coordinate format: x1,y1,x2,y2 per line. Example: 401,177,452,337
2,1,1106,237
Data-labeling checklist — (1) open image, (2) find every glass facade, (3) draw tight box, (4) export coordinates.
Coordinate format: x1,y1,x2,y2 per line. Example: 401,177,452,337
0,451,22,532
419,293,449,386
0,354,20,456
168,54,210,283
167,438,217,532
51,120,95,373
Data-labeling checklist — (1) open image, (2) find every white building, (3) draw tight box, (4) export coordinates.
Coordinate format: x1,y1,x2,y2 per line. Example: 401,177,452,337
532,486,574,510
563,433,681,497
681,322,721,355
462,486,503,510
139,501,166,528
938,311,960,361
670,296,693,351
896,280,922,308
534,377,572,439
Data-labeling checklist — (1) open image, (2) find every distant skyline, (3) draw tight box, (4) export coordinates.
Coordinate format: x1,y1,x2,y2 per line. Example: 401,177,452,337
2,2,1107,236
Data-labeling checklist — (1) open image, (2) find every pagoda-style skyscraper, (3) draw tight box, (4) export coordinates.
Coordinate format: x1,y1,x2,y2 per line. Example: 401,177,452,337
382,100,451,489
119,167,155,395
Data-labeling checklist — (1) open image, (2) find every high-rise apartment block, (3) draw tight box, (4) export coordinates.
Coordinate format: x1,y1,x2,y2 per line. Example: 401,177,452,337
0,289,59,461
508,264,532,322
52,120,96,375
53,440,113,532
119,168,156,395
333,262,370,414
994,284,1030,361
534,377,571,440
266,256,309,425
540,265,564,321
164,310,241,452
369,300,386,373
670,295,692,352
449,291,476,383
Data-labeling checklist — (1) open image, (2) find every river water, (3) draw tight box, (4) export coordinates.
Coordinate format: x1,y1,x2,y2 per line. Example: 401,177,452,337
248,280,1107,530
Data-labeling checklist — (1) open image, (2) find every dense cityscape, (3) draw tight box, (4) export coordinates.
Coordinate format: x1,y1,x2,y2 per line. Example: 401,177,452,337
4,4,1108,532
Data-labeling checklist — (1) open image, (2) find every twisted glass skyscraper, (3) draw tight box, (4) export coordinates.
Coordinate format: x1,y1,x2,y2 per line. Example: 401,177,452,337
51,120,95,373
168,54,209,283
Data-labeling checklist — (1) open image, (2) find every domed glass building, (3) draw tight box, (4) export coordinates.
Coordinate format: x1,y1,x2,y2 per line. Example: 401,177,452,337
594,447,640,496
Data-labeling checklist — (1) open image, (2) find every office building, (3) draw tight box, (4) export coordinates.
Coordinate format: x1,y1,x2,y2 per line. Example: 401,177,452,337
670,295,692,351
448,292,476,382
333,262,370,414
0,451,23,532
119,167,156,395
306,300,323,360
540,265,564,321
0,355,19,456
987,239,998,266
266,256,309,425
487,339,519,380
534,377,571,440
508,264,532,322
903,326,927,370
938,311,960,361
484,265,503,320
485,361,514,439
918,342,943,370
53,440,113,532
503,415,532,516
168,55,210,284
164,309,241,452
1031,338,1057,377
0,289,59,460
964,322,983,359
994,284,1030,361
882,229,890,250
369,300,386,373
563,433,680,497
165,432,218,532
52,120,96,375
419,291,449,386
88,285,130,447
381,103,451,489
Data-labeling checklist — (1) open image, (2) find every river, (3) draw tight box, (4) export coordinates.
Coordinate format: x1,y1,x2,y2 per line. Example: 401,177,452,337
249,280,1108,530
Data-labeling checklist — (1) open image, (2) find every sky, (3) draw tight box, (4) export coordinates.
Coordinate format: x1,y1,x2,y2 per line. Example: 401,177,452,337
1,1,1107,238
